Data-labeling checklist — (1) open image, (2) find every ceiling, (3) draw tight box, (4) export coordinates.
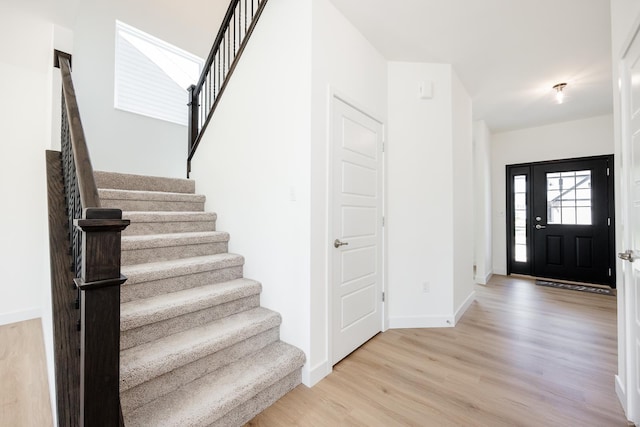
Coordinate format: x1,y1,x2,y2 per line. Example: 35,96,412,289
328,0,613,133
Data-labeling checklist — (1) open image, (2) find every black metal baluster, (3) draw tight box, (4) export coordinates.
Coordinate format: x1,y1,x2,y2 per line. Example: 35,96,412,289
209,66,213,104
200,90,205,132
236,3,239,53
214,60,218,104
202,79,209,119
227,27,230,75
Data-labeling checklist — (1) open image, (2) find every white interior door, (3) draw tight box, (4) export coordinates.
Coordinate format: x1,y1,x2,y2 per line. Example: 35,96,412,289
620,25,640,424
331,97,383,365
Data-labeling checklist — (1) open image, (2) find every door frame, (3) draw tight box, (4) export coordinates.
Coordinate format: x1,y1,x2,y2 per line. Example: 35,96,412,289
327,89,386,367
506,155,615,286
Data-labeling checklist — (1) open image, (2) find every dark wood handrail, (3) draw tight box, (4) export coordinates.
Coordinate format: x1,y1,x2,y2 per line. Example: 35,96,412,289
187,0,269,176
51,50,128,427
57,54,100,209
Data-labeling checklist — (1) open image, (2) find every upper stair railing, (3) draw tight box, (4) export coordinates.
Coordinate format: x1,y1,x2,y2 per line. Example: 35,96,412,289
187,0,269,176
49,50,129,426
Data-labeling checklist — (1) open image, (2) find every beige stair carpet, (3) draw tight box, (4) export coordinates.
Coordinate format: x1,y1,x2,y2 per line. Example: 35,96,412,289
93,171,305,426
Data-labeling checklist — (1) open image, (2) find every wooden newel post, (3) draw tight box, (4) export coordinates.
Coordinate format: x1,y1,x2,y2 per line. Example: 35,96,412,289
74,208,130,426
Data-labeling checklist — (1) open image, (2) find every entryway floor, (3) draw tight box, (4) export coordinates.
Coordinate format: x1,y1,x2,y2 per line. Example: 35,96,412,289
248,275,630,426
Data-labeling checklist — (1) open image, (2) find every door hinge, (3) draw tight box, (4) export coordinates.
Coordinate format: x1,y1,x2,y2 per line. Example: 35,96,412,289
608,217,611,226
382,292,385,302
608,268,612,277
607,167,610,176
382,216,385,227
382,142,385,153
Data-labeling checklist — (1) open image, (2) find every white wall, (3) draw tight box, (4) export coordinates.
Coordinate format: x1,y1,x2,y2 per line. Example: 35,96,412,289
473,120,493,284
0,2,58,422
387,62,476,328
190,0,314,383
0,4,53,325
72,0,227,178
490,114,614,275
191,0,388,387
309,0,387,384
451,72,475,315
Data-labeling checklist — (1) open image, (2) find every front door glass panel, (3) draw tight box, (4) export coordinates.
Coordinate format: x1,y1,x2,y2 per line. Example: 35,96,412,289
546,170,592,225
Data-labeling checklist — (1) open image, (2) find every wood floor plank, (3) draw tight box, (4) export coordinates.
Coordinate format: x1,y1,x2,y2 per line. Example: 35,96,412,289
0,319,53,427
247,275,631,426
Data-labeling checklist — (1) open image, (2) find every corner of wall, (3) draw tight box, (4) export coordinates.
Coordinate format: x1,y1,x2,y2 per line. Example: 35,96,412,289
302,359,332,387
474,271,493,285
454,290,476,325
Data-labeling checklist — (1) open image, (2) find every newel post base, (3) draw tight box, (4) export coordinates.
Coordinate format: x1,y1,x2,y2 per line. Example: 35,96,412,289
75,208,129,426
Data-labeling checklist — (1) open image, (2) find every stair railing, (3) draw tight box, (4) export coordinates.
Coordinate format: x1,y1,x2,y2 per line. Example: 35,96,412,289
49,50,129,426
187,0,269,176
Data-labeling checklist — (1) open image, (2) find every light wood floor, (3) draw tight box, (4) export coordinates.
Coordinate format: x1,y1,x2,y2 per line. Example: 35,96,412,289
0,318,53,427
248,275,631,426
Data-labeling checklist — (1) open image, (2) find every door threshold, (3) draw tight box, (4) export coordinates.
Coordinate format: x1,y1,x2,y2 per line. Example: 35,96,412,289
508,274,613,289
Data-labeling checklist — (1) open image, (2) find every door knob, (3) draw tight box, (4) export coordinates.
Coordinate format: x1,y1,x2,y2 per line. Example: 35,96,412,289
334,239,349,248
619,250,635,263
535,224,546,230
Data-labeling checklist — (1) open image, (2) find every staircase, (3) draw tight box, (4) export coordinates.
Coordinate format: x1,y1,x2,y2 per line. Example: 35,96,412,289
94,171,305,426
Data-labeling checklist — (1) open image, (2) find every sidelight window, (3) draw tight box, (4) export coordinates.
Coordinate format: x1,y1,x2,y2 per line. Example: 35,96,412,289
546,170,592,225
514,175,527,262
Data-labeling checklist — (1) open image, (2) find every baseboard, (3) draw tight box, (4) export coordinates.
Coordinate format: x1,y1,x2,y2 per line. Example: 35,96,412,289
615,374,628,415
389,315,454,329
302,360,331,387
0,308,41,326
454,291,476,324
474,271,493,285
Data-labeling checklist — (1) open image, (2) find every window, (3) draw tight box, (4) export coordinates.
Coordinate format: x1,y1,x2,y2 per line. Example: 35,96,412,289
513,175,527,262
114,20,203,126
546,170,592,225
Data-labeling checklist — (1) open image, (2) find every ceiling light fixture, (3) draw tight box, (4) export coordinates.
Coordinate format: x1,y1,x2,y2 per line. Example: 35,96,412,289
553,82,567,104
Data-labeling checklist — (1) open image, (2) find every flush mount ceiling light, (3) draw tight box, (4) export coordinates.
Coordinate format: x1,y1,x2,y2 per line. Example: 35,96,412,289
553,82,567,104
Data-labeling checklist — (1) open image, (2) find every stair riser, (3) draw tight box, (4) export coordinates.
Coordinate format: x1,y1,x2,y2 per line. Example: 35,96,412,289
122,242,228,266
121,327,280,413
121,295,261,350
122,266,243,303
123,220,216,236
209,369,302,427
95,171,195,194
101,199,204,212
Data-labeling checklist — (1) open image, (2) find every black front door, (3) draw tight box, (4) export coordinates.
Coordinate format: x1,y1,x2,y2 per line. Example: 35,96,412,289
507,156,615,287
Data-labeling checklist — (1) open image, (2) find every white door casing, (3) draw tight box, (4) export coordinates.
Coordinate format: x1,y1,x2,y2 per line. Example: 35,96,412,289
620,23,640,423
331,96,383,365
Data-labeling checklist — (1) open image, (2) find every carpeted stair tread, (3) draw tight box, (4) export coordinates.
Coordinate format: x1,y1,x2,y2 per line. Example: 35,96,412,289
100,189,206,212
122,211,217,236
99,188,206,202
123,211,217,222
124,341,305,427
122,253,244,285
122,231,230,250
121,278,262,331
95,170,195,194
120,307,281,391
